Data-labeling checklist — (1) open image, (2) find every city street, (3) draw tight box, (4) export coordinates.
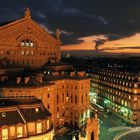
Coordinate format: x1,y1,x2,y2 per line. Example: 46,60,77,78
90,104,130,140
98,112,128,140
118,131,140,140
113,127,140,140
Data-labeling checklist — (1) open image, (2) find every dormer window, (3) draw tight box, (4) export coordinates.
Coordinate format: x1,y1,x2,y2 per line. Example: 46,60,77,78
21,39,35,47
35,108,39,112
2,112,6,117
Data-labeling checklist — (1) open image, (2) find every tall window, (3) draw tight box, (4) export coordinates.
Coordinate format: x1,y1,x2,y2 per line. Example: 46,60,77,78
17,126,23,138
37,122,42,134
2,128,8,140
47,120,50,130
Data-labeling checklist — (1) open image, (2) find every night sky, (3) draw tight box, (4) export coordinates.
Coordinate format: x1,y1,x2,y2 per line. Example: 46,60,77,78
0,0,140,54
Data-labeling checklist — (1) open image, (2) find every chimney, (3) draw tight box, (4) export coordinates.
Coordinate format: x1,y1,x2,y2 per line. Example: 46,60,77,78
16,77,21,84
24,77,30,84
36,73,43,83
70,71,75,77
77,71,85,77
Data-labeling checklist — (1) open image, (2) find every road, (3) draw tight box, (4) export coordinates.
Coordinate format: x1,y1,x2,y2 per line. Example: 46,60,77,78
114,127,140,140
55,104,130,140
90,103,129,140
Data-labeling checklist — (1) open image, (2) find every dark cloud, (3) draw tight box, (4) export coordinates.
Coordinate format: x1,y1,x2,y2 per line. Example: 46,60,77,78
99,46,140,51
94,39,107,50
1,0,140,46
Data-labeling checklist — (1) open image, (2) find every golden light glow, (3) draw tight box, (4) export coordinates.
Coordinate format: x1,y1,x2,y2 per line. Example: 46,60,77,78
61,33,140,53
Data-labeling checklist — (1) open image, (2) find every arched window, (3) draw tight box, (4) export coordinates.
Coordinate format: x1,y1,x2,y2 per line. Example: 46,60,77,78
20,39,35,47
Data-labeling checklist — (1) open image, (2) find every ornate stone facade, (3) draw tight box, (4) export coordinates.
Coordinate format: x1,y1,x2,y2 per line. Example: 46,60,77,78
0,8,61,69
1,71,90,129
0,8,99,140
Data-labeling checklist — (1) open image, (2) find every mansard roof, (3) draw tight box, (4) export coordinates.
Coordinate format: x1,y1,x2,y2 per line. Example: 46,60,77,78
0,97,51,126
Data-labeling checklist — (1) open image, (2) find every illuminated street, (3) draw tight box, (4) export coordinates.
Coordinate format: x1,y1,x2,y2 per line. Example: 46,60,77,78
98,112,129,140
113,128,140,140
90,102,131,140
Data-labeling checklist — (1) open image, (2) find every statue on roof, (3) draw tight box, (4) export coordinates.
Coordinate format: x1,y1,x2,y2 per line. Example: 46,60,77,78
24,8,31,18
56,28,61,40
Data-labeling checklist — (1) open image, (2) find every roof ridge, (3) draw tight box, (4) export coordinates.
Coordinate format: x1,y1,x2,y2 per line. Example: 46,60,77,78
17,108,26,124
0,17,28,31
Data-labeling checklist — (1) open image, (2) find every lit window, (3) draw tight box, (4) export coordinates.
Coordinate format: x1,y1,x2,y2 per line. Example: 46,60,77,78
36,122,42,134
17,126,23,138
134,84,138,88
47,120,50,130
113,96,115,101
35,108,39,112
66,97,69,103
21,41,25,47
2,112,6,117
121,100,124,105
57,113,59,118
134,90,137,93
10,126,15,137
2,128,8,140
30,42,34,47
20,39,35,47
125,101,127,106
26,42,29,47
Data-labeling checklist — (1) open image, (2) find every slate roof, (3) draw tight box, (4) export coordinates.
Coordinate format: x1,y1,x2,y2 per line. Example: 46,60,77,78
0,97,51,126
0,110,24,126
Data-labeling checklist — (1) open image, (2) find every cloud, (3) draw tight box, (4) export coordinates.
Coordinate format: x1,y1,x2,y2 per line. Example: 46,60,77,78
37,12,46,19
1,0,140,48
94,38,107,50
99,46,140,51
40,24,54,34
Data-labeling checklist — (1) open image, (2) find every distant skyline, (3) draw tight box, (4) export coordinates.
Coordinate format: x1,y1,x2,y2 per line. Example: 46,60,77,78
0,0,140,54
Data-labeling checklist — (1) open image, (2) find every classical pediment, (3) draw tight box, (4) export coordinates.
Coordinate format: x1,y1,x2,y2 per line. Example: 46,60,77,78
0,16,58,48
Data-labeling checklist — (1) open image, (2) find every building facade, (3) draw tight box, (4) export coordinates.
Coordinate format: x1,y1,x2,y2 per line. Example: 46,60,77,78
0,8,61,69
90,70,140,125
0,97,52,140
1,71,90,129
0,8,91,129
0,8,99,140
